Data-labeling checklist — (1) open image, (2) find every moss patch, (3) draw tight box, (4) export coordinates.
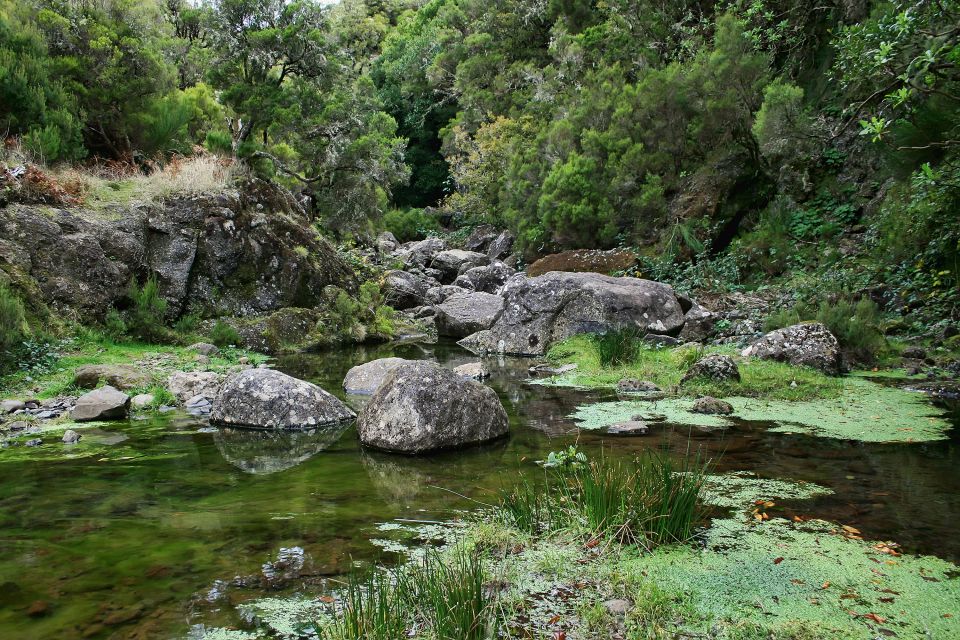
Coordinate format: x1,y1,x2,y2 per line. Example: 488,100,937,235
539,335,843,401
569,378,952,443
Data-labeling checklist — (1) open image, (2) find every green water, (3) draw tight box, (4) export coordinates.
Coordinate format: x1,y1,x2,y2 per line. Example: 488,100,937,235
0,341,957,639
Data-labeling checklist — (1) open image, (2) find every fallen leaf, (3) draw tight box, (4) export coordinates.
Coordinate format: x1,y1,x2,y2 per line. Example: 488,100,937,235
840,593,858,600
821,581,831,590
790,579,805,585
943,614,953,619
879,597,895,603
842,525,862,535
547,615,561,625
319,595,334,603
863,613,887,624
553,633,566,640
773,557,784,565
585,538,600,549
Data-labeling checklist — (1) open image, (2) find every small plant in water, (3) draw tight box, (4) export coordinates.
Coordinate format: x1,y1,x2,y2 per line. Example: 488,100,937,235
538,445,588,470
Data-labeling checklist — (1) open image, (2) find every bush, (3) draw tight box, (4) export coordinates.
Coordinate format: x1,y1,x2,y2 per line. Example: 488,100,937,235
592,328,644,367
126,276,171,342
209,320,241,347
103,308,128,340
383,208,441,243
0,282,28,356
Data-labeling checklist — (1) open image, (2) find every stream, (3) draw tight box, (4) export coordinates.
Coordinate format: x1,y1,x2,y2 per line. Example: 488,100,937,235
0,340,957,639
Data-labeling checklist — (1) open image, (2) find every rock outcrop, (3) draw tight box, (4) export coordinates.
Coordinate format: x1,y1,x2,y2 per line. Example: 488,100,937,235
357,361,508,453
211,369,355,429
383,270,431,310
526,249,636,277
168,371,224,404
453,261,514,293
742,322,843,375
73,364,152,391
0,179,354,322
459,272,685,356
430,249,488,283
435,292,504,338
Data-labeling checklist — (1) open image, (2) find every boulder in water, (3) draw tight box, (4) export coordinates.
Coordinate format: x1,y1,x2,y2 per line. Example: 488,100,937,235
357,361,508,454
435,292,504,338
211,368,355,429
343,357,416,395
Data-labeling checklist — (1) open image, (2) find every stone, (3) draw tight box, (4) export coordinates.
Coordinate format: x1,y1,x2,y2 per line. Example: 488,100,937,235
678,301,716,342
487,230,515,261
454,362,490,380
357,361,508,454
643,333,680,347
528,363,578,376
227,307,325,354
167,371,224,404
184,395,212,416
459,272,685,356
616,379,661,393
188,342,219,356
425,285,469,305
606,421,649,436
25,438,43,447
211,368,355,429
430,249,489,283
463,225,498,252
130,394,155,409
383,270,431,310
526,248,636,277
1,400,25,414
453,261,514,293
73,365,152,391
690,396,734,415
681,354,741,384
72,386,130,421
395,237,446,267
343,358,416,395
435,292,505,338
902,346,927,360
61,429,81,444
741,322,843,375
604,599,633,615
7,421,28,432
376,231,398,253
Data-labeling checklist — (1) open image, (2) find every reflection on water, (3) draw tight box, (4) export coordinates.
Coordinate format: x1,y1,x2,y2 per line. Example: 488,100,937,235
214,425,350,475
0,339,956,639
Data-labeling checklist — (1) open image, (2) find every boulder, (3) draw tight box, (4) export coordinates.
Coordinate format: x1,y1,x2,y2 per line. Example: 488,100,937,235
435,292,505,338
454,362,490,380
690,396,734,415
425,285,469,305
606,421,650,436
343,358,416,395
211,369,355,429
131,393,155,409
526,248,636,277
168,371,224,404
229,307,324,354
1,399,25,414
616,379,661,393
741,323,843,375
459,272,685,356
357,362,508,454
453,261,514,293
431,249,489,283
62,429,81,444
376,231,398,254
901,346,927,360
383,270,431,310
73,364,152,391
188,342,220,356
487,230,515,261
396,237,446,267
678,302,715,343
72,386,130,421
681,355,741,384
643,333,680,347
463,225,498,252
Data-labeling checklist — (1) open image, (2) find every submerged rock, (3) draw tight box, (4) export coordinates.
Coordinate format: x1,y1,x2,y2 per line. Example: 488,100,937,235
616,379,661,393
72,386,130,421
211,369,355,429
690,396,734,415
460,272,685,356
742,322,842,375
681,354,741,384
214,425,349,474
454,362,490,380
435,292,504,338
73,364,151,391
343,357,415,395
529,363,579,377
606,421,650,436
357,361,508,454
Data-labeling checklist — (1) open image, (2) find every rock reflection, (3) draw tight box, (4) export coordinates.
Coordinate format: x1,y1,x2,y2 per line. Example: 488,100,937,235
214,425,349,474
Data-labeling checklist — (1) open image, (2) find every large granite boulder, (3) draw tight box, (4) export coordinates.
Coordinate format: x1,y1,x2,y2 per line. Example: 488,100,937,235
395,237,446,267
383,270,431,310
453,261,514,293
430,249,488,283
742,322,843,375
459,272,685,356
343,357,416,395
678,301,716,343
425,285,469,305
357,362,508,454
168,371,224,404
463,225,499,252
73,364,152,391
526,249,636,277
72,386,130,421
435,292,504,338
211,369,355,429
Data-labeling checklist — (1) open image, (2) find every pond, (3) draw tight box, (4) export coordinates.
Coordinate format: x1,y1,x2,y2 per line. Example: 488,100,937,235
0,340,957,639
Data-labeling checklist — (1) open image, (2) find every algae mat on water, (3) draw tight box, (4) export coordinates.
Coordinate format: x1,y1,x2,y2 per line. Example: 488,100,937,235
570,378,953,442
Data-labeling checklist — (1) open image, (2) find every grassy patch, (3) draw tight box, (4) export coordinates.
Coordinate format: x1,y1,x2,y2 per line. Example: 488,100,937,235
541,335,843,401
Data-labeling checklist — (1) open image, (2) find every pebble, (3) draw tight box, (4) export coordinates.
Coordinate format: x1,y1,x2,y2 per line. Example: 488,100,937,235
62,429,81,444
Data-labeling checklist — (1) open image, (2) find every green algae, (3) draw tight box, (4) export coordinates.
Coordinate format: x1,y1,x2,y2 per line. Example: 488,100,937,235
701,471,834,510
238,596,326,638
189,626,259,640
570,377,952,443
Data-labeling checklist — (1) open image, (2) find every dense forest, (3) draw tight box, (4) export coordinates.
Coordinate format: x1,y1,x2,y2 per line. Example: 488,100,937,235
2,0,959,326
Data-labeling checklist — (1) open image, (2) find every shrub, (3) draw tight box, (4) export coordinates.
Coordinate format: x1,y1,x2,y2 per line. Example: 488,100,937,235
209,320,241,348
0,282,28,355
103,308,128,340
383,208,441,243
126,276,171,342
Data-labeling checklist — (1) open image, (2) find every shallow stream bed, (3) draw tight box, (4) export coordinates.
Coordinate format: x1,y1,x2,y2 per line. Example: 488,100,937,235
0,340,957,639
